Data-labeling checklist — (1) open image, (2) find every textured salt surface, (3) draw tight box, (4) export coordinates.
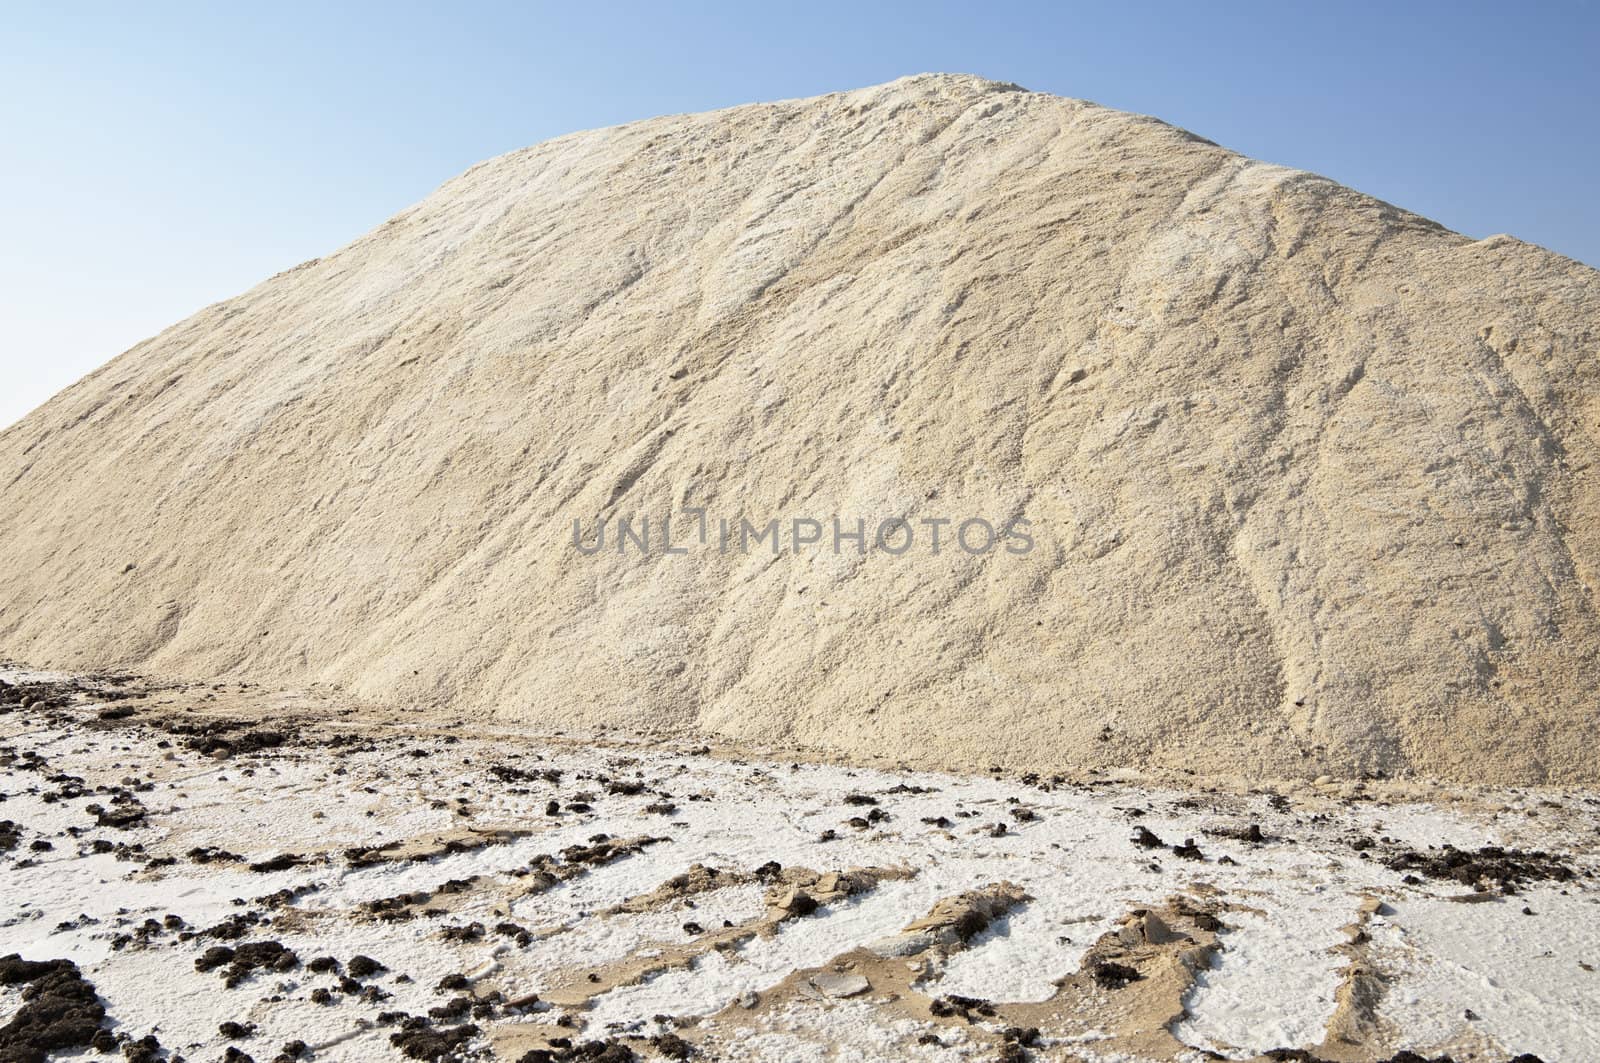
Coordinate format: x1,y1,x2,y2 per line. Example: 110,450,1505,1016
1172,900,1350,1057
2,673,1598,1060
1371,890,1600,1060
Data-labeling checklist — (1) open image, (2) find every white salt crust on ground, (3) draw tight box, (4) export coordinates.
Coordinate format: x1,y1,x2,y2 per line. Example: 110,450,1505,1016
0,673,1596,1061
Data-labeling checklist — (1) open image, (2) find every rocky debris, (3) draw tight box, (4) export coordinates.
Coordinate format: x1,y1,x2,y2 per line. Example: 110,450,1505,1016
1088,958,1142,989
650,1033,693,1059
809,970,871,998
85,797,147,830
169,719,290,758
1168,896,1224,934
428,995,474,1021
0,954,106,1063
996,1025,1042,1063
121,1033,165,1063
562,835,664,867
39,771,91,802
0,679,77,713
363,890,434,923
1171,837,1205,860
195,941,299,986
928,994,997,1022
516,1039,638,1063
347,826,534,869
187,845,245,864
248,852,306,873
869,881,1028,957
488,763,561,786
190,910,268,942
440,921,486,943
761,867,903,926
605,864,746,915
1209,822,1269,844
389,1021,480,1061
1133,826,1165,849
1385,845,1578,892
515,835,668,895
347,954,386,978
1132,825,1208,861
494,921,530,942
1064,899,1228,1003
1116,910,1187,948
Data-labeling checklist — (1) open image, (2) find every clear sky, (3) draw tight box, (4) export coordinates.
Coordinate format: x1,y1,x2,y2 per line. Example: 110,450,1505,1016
3,1,1597,429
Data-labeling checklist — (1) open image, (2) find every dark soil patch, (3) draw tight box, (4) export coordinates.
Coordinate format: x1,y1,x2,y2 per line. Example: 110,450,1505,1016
1089,959,1142,989
517,1039,638,1063
86,798,148,830
390,1022,480,1060
928,994,997,1022
249,852,307,873
0,954,106,1063
0,679,79,713
347,954,386,978
1385,845,1578,892
1171,838,1205,860
651,1033,693,1059
1210,823,1268,844
1132,826,1164,849
188,845,245,864
195,941,300,986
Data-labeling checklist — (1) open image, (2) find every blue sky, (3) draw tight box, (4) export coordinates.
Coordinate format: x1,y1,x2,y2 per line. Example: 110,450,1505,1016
3,1,1597,428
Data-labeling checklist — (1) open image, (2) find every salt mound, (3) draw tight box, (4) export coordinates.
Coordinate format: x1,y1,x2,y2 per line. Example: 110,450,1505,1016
3,74,1598,783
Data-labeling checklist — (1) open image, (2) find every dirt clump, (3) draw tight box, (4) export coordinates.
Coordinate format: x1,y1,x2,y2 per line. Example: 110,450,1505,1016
0,954,107,1063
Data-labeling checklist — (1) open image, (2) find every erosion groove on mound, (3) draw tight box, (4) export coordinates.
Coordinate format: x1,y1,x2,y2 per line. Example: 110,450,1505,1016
3,74,1599,783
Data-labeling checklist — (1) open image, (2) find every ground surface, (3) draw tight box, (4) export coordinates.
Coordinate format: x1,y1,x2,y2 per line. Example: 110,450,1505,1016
1,671,1596,1062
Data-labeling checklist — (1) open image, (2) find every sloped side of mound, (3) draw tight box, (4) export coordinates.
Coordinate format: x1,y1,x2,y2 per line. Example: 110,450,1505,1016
3,74,1599,783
